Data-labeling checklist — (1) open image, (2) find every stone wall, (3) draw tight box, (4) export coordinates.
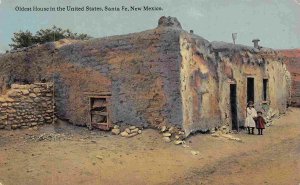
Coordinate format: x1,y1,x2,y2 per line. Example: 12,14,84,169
0,83,54,130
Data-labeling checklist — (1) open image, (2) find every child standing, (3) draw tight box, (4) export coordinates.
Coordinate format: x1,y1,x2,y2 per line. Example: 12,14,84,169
245,101,257,135
256,111,266,135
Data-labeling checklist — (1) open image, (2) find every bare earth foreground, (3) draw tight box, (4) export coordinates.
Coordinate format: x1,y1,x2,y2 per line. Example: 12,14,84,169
0,108,299,185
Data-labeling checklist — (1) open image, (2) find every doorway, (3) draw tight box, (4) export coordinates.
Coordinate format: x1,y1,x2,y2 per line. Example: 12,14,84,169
247,77,254,103
230,84,238,130
89,95,111,130
263,79,268,101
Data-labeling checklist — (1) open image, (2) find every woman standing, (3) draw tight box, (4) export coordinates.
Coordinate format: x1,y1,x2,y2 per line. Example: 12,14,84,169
245,101,257,134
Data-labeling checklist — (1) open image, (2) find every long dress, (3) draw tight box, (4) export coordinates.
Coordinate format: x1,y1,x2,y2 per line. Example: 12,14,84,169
245,107,257,128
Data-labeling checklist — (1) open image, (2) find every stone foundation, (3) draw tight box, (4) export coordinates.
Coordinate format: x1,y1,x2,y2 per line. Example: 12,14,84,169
0,83,54,130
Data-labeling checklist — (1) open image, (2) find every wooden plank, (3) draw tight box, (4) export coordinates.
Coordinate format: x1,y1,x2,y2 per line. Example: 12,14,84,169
91,112,108,116
92,103,109,107
84,92,112,96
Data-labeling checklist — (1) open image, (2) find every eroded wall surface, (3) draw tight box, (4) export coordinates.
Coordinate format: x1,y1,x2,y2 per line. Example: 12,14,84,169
216,48,290,129
180,33,221,134
0,26,183,128
179,33,290,134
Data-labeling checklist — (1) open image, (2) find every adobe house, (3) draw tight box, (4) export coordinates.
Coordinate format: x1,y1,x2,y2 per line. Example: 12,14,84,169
0,16,291,135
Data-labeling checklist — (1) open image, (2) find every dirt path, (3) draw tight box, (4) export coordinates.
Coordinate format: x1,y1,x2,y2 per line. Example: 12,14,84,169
0,108,299,185
173,108,300,185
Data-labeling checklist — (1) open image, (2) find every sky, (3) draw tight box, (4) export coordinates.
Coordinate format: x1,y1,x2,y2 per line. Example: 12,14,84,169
0,0,300,53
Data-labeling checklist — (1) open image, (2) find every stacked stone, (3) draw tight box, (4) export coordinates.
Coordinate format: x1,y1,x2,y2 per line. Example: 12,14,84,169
160,125,185,145
0,83,54,130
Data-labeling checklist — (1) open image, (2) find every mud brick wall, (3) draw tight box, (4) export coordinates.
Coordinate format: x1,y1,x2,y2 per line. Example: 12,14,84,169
180,33,221,134
0,26,183,128
0,83,54,130
179,34,291,133
216,50,291,129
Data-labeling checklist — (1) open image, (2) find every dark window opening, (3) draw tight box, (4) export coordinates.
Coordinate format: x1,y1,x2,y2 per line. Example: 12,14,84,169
263,79,268,101
230,84,238,131
247,77,254,103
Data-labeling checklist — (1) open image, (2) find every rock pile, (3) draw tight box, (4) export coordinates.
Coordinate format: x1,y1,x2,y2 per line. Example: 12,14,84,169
210,125,224,135
0,83,54,130
211,125,230,134
160,125,185,145
111,125,142,138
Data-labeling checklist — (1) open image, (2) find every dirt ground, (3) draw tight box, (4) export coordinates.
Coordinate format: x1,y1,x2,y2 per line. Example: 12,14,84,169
0,108,299,185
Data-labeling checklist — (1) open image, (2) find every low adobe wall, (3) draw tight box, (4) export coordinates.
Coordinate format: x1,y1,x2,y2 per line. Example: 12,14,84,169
0,83,54,130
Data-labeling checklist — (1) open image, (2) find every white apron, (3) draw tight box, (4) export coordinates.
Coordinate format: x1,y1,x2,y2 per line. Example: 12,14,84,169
245,107,257,128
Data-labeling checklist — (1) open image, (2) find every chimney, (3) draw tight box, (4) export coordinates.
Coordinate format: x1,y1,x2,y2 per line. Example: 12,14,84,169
232,33,237,45
252,39,260,49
